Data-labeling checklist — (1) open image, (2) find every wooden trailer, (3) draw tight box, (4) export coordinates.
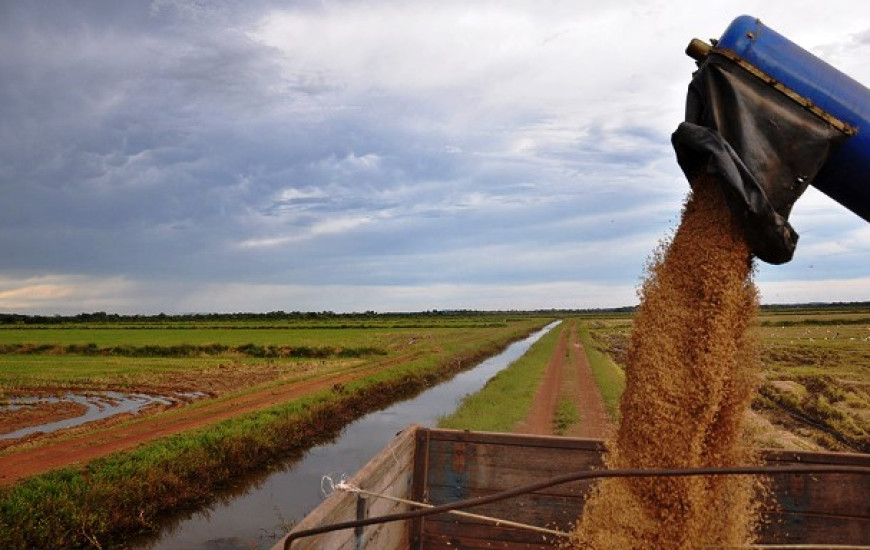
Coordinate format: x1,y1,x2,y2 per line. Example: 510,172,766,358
274,425,870,549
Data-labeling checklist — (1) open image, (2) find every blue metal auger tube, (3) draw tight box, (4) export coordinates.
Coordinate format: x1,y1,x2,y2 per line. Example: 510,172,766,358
676,15,870,264
716,15,870,222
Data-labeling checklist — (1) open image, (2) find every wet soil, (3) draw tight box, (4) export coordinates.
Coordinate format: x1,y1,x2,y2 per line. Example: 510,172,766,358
0,400,88,434
0,352,418,486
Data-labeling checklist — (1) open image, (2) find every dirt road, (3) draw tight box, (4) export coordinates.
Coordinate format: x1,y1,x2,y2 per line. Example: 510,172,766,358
516,321,612,438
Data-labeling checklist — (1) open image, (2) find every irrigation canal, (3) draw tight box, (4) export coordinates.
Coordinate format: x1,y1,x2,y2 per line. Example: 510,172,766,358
129,320,560,550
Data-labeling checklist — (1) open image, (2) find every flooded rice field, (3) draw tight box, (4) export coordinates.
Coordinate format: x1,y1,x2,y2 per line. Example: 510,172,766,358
0,391,206,441
129,321,559,550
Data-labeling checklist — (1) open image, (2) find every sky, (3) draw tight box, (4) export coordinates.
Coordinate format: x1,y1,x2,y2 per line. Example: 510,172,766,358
1,0,868,315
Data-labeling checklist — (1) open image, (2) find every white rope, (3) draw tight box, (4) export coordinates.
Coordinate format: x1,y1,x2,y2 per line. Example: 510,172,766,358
321,473,350,497
324,476,567,538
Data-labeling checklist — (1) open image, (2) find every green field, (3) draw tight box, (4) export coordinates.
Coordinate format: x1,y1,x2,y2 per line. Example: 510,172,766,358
753,314,870,451
1,307,867,549
0,314,543,395
579,305,870,453
576,323,625,420
0,312,554,549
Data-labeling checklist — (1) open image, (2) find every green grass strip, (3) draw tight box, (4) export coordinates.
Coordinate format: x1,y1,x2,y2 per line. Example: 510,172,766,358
577,323,625,421
438,321,563,432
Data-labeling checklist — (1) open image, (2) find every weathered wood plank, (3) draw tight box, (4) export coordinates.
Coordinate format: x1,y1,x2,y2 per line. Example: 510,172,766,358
766,471,870,517
426,479,595,503
426,428,607,451
275,425,417,550
759,512,870,545
422,534,551,550
424,439,604,498
420,429,870,549
422,491,584,530
763,448,870,467
342,430,416,550
409,427,431,550
425,438,605,474
420,429,590,547
422,519,561,549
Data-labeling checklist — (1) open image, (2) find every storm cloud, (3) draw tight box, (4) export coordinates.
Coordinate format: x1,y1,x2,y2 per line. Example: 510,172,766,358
1,1,868,314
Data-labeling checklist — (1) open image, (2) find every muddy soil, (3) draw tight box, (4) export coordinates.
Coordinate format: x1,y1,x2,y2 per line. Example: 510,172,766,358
516,321,612,438
0,353,417,486
0,400,89,434
0,359,344,447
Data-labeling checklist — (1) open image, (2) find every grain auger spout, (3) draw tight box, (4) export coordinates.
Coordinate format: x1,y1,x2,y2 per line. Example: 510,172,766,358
673,15,870,264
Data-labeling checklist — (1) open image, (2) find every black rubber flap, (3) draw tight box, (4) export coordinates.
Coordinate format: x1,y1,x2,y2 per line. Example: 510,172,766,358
672,53,846,264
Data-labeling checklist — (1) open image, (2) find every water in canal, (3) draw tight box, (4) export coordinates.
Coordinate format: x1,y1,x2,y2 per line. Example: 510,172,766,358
132,321,559,550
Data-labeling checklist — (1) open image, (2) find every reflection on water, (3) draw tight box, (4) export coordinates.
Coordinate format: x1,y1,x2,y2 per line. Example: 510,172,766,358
131,321,560,550
1,391,206,440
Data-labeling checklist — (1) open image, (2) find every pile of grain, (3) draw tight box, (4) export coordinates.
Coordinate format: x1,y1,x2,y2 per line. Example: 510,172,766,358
569,176,765,548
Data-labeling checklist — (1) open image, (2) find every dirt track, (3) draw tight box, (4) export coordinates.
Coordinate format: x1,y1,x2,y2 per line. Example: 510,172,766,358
0,353,417,486
516,321,612,438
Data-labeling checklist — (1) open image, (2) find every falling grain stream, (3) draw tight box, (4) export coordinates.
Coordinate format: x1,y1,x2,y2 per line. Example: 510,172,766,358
570,177,764,548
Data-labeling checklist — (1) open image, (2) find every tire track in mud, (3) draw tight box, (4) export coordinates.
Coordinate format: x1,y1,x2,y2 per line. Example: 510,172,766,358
564,327,612,439
514,324,567,435
0,352,421,486
515,321,612,438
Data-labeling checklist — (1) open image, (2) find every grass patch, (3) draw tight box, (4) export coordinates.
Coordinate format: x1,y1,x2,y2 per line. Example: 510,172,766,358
438,322,563,432
0,327,411,349
576,323,625,421
553,397,580,435
0,318,552,393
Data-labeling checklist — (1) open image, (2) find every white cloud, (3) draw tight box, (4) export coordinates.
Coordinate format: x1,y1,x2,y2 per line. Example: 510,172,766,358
0,275,138,313
159,279,642,313
315,153,382,173
237,213,378,248
275,187,328,203
758,276,870,304
1,1,868,314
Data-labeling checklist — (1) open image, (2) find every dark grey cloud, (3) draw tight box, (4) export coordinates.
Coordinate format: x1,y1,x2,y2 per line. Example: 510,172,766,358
1,1,867,313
